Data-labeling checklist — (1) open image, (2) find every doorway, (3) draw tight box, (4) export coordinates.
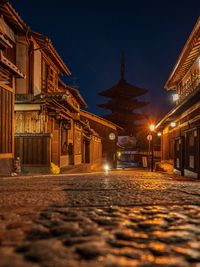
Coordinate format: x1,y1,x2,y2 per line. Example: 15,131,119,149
174,136,185,176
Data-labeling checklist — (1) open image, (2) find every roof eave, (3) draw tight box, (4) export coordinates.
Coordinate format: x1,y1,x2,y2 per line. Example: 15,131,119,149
58,79,88,107
80,109,123,130
31,32,71,76
165,16,200,90
68,86,88,108
0,1,28,32
47,41,71,76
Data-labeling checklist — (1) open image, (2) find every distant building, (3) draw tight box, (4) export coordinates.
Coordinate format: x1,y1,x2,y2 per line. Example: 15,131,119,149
156,17,200,178
0,2,27,175
80,110,122,168
98,52,148,136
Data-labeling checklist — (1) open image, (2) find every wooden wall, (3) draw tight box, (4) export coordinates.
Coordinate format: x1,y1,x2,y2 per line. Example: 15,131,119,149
0,86,13,154
81,115,118,166
15,111,45,133
51,119,60,166
15,134,51,165
74,124,82,165
90,136,102,164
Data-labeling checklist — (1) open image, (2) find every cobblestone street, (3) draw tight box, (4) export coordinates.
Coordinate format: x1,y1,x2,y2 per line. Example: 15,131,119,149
0,170,200,267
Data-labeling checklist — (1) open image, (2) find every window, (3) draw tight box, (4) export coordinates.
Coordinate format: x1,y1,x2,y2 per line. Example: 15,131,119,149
186,130,197,171
41,58,58,92
189,133,194,147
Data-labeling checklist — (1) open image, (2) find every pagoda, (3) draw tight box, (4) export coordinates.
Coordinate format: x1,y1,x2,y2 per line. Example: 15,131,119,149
98,53,148,135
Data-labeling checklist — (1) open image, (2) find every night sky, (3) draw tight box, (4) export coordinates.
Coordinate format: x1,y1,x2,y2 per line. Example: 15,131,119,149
10,0,200,121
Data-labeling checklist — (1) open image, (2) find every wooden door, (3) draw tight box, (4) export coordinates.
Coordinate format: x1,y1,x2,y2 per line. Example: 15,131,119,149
174,136,184,175
185,129,198,174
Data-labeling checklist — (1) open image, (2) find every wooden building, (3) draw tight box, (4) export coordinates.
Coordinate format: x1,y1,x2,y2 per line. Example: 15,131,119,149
80,110,121,168
0,1,26,175
156,17,200,178
0,1,115,175
14,31,102,172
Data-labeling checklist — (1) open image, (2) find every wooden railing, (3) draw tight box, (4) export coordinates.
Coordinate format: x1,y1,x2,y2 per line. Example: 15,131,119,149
178,76,200,104
42,79,58,93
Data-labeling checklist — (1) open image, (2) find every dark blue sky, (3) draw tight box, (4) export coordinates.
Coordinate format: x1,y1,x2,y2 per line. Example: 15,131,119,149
11,0,200,120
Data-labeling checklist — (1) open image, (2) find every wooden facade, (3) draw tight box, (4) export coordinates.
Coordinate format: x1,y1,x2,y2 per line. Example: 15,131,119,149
0,1,117,175
80,110,121,168
157,17,200,178
13,31,103,172
0,2,26,175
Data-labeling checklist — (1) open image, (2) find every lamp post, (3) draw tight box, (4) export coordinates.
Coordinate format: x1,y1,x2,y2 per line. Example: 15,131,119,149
147,134,152,170
148,124,155,172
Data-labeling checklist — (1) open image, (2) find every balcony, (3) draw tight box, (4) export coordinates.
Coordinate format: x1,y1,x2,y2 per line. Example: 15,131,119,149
0,51,24,78
177,76,200,104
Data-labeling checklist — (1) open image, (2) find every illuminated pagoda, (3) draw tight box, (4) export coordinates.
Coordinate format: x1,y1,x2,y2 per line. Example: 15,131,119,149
98,53,148,135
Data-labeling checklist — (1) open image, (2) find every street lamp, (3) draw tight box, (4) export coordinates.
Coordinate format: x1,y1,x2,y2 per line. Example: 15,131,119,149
170,121,176,127
149,124,155,132
148,123,155,172
172,93,179,102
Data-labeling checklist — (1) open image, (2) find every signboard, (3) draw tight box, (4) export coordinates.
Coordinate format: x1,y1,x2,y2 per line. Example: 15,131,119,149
147,134,152,141
142,156,148,168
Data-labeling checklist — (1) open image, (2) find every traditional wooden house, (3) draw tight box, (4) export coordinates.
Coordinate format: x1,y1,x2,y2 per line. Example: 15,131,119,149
156,17,200,178
0,1,107,175
0,1,27,175
80,110,121,168
14,31,102,172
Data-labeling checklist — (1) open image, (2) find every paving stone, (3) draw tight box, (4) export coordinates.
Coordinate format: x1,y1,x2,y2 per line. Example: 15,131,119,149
75,241,108,259
50,222,82,237
1,170,200,267
114,229,149,242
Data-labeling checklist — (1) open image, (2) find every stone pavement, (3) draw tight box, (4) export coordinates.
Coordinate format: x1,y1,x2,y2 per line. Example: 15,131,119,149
0,170,200,267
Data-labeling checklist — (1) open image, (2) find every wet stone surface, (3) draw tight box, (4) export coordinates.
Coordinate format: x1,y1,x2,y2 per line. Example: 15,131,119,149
0,170,200,266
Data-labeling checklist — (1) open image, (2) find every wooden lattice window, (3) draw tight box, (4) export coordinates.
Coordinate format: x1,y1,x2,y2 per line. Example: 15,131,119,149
48,66,58,92
41,58,58,92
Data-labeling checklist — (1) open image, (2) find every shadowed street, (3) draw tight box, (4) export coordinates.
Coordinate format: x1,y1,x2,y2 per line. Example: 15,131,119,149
0,171,200,267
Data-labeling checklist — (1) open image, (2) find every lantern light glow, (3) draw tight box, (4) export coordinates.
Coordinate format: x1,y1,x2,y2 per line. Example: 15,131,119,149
149,124,155,132
172,93,179,102
170,122,176,127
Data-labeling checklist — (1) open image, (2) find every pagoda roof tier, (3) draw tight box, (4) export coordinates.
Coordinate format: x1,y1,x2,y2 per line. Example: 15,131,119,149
98,99,148,111
99,79,147,98
103,112,146,123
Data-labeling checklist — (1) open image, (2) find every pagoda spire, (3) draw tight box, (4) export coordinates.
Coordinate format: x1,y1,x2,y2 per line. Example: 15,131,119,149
121,50,125,80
